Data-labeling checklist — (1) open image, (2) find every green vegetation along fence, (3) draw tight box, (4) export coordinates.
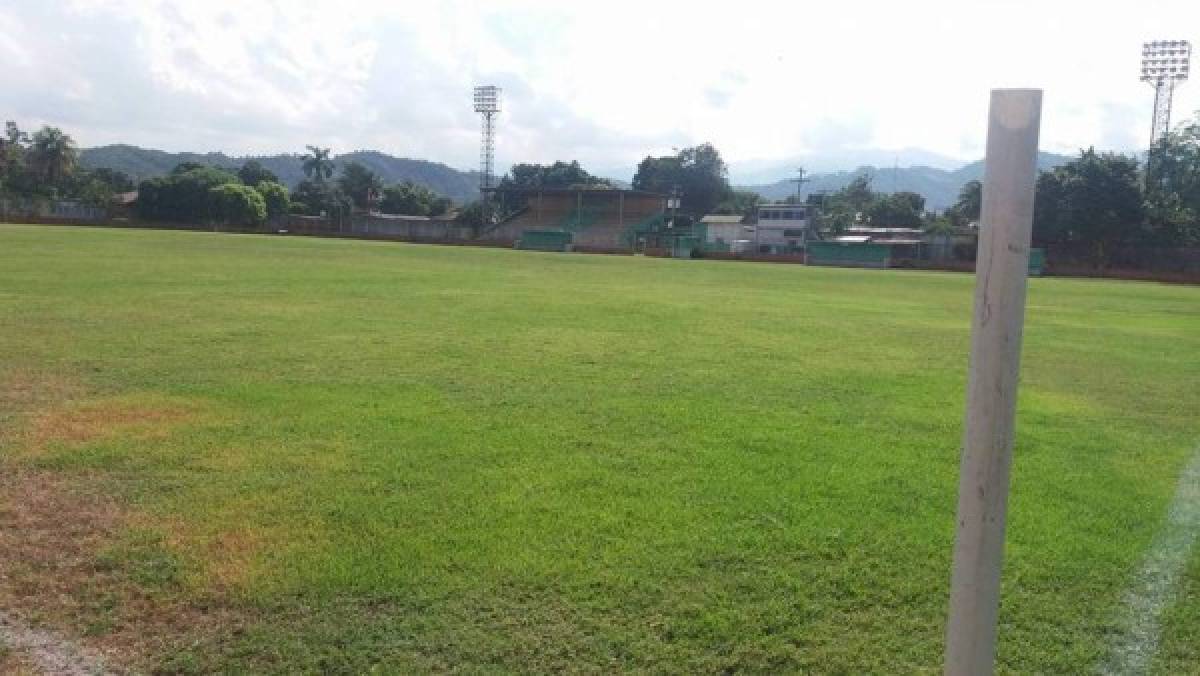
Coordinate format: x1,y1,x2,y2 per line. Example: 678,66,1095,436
806,241,891,268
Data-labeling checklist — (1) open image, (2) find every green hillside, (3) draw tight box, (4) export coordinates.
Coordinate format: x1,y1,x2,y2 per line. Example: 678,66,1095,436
79,145,481,204
743,152,1073,210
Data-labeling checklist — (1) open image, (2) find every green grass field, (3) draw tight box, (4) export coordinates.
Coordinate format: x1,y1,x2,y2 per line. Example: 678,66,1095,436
1,224,1198,673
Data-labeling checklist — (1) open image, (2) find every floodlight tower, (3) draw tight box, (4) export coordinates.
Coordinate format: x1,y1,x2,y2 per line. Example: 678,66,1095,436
1141,40,1191,147
473,86,501,193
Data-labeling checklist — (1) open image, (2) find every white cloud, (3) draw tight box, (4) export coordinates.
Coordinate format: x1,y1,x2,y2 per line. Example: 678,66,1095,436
0,0,1197,178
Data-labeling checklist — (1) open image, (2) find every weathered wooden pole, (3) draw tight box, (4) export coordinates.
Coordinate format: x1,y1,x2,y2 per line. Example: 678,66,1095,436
945,88,1042,676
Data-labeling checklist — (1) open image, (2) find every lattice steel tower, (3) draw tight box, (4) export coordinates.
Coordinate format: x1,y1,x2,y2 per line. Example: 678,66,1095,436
1141,40,1191,146
473,86,501,193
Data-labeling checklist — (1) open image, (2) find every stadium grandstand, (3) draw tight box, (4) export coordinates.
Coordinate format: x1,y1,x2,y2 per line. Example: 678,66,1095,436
477,187,667,252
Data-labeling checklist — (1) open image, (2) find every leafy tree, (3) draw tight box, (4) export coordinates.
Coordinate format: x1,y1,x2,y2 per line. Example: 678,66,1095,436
290,179,328,215
1145,117,1200,245
301,145,334,182
0,121,31,195
499,161,612,189
255,181,290,221
430,197,453,216
209,184,267,226
237,160,278,187
3,121,28,148
954,180,982,222
1032,171,1067,243
136,165,239,222
379,181,450,216
455,200,486,229
867,191,925,227
171,162,208,175
88,167,135,193
632,143,732,216
337,161,383,211
714,190,760,218
1032,148,1144,263
808,175,874,234
290,179,352,219
27,126,78,189
838,174,875,214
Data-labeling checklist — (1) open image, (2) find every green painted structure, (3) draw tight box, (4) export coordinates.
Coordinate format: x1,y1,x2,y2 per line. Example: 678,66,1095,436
1028,248,1045,276
516,230,573,252
671,235,700,258
806,241,891,268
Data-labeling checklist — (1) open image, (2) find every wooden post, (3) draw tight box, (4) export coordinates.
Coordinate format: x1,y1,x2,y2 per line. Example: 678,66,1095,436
945,89,1042,676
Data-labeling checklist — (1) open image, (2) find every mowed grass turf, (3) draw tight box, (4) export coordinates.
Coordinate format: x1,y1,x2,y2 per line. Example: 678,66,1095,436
0,224,1198,673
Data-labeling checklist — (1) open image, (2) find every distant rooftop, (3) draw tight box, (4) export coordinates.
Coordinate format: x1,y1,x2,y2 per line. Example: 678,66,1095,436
485,186,665,198
700,214,744,224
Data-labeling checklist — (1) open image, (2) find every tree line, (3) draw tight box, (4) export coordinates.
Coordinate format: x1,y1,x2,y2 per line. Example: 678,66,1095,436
138,146,456,226
6,116,1200,261
1,122,133,207
1,123,456,227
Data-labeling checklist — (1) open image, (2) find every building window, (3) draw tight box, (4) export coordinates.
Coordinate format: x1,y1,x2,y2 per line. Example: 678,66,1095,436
783,229,806,237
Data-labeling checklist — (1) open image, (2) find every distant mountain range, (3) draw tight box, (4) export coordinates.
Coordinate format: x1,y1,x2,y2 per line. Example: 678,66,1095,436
739,152,1073,211
79,145,482,204
727,148,969,185
79,144,1075,212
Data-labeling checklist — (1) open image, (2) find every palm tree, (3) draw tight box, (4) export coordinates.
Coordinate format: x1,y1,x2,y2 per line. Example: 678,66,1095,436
301,145,334,182
28,126,77,187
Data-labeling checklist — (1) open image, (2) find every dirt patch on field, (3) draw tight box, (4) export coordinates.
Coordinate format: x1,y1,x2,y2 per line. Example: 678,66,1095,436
0,371,249,671
0,640,42,676
0,468,251,673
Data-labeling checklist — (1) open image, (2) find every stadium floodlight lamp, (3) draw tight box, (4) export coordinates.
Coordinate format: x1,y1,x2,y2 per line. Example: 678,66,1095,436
1142,40,1192,149
1141,40,1192,83
473,85,501,113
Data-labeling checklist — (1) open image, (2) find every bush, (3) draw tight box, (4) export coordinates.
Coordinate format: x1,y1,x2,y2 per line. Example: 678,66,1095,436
209,184,266,226
135,165,238,223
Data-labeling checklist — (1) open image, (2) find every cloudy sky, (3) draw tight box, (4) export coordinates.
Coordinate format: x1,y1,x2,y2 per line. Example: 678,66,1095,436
1,0,1197,181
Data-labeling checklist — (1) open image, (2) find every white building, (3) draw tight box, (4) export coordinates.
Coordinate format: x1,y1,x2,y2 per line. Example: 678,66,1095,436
700,214,751,250
753,204,810,254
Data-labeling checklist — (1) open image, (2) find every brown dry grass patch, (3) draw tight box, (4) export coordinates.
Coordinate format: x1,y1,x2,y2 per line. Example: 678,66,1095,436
26,397,200,454
0,468,251,673
0,369,84,447
0,647,41,676
0,371,251,671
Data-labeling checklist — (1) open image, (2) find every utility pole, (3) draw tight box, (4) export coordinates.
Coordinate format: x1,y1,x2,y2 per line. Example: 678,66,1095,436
945,89,1042,676
789,167,810,202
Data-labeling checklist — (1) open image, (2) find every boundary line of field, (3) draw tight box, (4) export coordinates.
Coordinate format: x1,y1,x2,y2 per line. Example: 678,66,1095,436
1100,445,1200,674
3,221,1198,285
0,610,111,675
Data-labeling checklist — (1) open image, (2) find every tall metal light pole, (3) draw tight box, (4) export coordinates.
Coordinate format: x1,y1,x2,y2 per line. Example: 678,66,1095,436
473,85,501,222
1141,40,1191,147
